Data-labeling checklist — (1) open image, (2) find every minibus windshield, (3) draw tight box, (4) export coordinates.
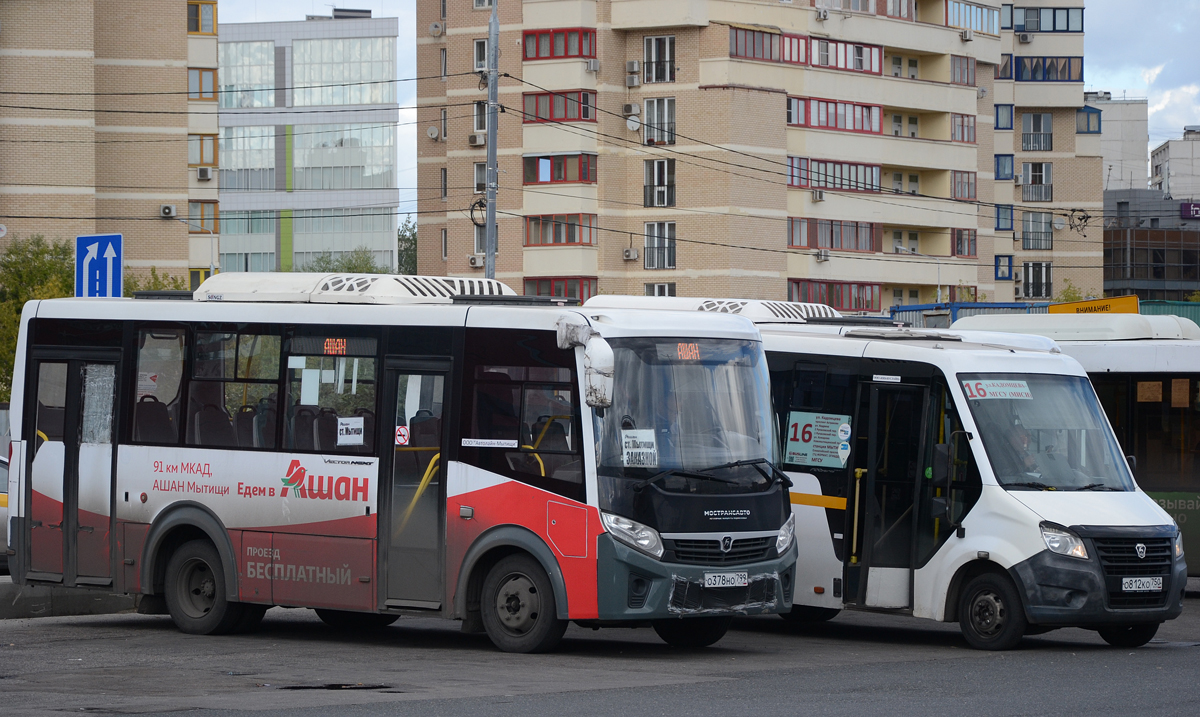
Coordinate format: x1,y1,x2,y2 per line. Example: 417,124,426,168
594,338,776,500
959,373,1135,491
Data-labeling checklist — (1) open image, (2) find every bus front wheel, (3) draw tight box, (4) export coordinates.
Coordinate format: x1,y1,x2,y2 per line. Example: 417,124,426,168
1098,623,1159,648
958,573,1028,651
164,539,246,635
780,606,841,623
480,554,568,653
652,616,732,648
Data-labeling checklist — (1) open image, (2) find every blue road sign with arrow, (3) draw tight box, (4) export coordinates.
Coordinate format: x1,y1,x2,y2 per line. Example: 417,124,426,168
75,234,123,298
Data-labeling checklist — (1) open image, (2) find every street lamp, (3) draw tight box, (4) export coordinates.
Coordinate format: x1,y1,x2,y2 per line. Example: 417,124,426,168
896,246,942,303
176,216,217,279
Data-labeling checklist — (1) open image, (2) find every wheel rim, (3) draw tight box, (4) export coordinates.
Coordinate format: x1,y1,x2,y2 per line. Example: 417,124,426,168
969,589,1006,638
492,572,541,636
177,557,217,620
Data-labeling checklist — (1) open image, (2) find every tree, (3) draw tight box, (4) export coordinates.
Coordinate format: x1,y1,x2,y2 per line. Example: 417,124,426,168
397,216,417,275
293,247,389,274
1186,290,1200,303
124,266,188,295
1053,278,1085,303
0,236,75,400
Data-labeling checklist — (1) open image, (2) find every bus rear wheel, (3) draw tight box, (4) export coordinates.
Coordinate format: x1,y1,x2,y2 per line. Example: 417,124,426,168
480,554,568,653
164,539,246,635
315,609,400,631
1098,623,1159,648
958,573,1028,651
652,616,732,648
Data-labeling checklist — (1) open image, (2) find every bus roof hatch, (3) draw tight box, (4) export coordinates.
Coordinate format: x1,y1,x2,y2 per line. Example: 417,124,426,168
193,273,517,304
583,296,841,323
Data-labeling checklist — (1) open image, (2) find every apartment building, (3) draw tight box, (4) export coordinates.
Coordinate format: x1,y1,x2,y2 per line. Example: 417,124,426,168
1104,189,1200,300
416,0,1100,309
1151,127,1200,200
1084,91,1148,191
217,10,400,273
0,0,217,285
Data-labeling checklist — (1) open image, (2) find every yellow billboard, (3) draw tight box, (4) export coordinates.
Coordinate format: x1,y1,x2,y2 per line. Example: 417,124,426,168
1047,295,1139,314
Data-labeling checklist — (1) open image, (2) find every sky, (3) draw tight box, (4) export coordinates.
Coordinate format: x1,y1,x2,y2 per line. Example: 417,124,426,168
217,0,1200,214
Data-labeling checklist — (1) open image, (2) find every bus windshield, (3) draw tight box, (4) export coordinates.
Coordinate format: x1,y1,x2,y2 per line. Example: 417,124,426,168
959,373,1135,492
594,338,776,503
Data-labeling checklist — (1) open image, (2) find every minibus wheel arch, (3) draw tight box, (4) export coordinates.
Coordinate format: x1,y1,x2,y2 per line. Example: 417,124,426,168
455,526,570,628
944,559,1015,623
141,503,239,602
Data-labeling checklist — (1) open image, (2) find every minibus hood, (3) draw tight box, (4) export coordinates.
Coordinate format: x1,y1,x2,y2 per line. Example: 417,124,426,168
1006,489,1174,529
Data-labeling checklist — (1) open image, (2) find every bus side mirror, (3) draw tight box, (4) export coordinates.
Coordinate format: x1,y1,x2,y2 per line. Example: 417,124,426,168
582,336,614,408
1126,455,1137,473
930,496,949,520
932,443,951,488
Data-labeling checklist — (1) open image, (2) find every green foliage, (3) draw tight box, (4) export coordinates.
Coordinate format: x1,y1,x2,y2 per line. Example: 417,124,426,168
1053,278,1085,303
0,236,75,401
1186,290,1200,303
293,247,389,274
397,216,417,275
124,266,188,295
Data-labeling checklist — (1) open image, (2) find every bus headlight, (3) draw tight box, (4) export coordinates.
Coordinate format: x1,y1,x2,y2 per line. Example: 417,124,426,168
776,513,796,554
1175,532,1185,559
1041,523,1088,560
601,511,664,559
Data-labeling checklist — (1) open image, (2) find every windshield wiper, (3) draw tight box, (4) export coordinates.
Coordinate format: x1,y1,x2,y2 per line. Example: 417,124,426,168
1002,481,1056,491
700,458,793,488
1073,483,1122,491
631,468,739,492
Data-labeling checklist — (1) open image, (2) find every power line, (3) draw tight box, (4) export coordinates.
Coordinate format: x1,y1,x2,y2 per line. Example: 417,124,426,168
0,99,479,117
0,72,478,97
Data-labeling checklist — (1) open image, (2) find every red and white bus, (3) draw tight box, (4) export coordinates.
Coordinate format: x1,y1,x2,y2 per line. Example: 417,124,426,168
5,274,796,652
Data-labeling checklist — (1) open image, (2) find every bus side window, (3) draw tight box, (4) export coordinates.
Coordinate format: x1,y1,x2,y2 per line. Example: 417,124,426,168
282,335,377,455
186,332,281,449
134,329,187,444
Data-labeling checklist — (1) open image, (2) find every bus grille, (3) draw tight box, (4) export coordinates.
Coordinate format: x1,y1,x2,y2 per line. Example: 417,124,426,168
1093,537,1172,609
669,537,772,565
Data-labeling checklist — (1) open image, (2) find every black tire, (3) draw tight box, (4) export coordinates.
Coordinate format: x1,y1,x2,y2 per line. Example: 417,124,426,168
164,539,245,635
314,609,400,630
480,554,568,653
652,616,732,648
1098,623,1159,648
958,573,1028,651
780,605,841,623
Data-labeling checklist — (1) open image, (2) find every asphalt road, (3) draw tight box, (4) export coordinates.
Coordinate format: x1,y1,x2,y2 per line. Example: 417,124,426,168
1,599,1198,717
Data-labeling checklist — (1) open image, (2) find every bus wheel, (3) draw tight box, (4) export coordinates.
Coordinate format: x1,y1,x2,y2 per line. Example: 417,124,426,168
480,555,568,653
1098,623,1159,648
164,539,245,635
958,573,1027,651
780,606,841,623
653,616,732,648
314,609,400,630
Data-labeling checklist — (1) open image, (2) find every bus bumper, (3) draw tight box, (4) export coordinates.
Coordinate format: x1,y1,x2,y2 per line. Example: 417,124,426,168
1010,549,1187,626
594,533,796,621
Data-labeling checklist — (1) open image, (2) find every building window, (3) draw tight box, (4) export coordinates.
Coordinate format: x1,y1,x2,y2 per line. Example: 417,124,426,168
1023,262,1052,299
525,214,598,246
952,171,976,200
782,34,806,64
218,126,274,191
1001,4,1013,29
789,218,879,251
646,283,677,297
474,224,488,255
293,38,396,106
729,28,781,62
474,101,488,132
995,154,1014,180
995,254,1013,281
189,269,212,290
441,228,448,260
474,39,488,71
891,56,902,77
908,116,919,137
474,0,492,8
440,168,447,199
787,97,806,126
441,109,448,140
1017,56,1084,82
996,54,1012,80
788,156,808,187
474,163,487,193
947,1,1000,34
644,97,676,145
996,205,1014,231
441,0,447,19
219,252,275,273
644,36,675,82
188,68,216,100
521,91,597,122
1077,106,1102,134
812,99,882,133
218,42,275,108
188,1,216,34
1021,162,1053,201
220,211,276,273
523,154,596,184
291,208,396,270
951,56,976,86
891,230,919,253
524,277,597,301
644,159,675,207
995,104,1014,130
788,217,807,247
1022,112,1053,150
811,39,882,74
951,114,976,143
886,0,913,19
790,280,881,312
908,58,919,79
1014,7,1083,32
804,160,882,192
524,29,597,60
292,124,395,191
1022,211,1053,249
644,222,676,269
953,229,977,257
188,134,217,166
908,174,919,194
440,49,448,79
188,201,218,233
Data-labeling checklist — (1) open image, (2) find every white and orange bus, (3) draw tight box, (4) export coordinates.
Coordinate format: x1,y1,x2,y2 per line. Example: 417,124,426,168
5,274,796,652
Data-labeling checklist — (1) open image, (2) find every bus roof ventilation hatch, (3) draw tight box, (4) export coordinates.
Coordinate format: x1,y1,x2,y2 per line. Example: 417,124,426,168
194,273,517,304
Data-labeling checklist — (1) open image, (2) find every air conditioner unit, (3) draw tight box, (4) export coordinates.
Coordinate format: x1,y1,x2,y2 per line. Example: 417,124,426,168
960,28,974,42
429,22,444,37
623,248,639,261
196,166,213,181
468,254,485,268
811,189,826,202
626,60,640,74
585,59,600,73
816,9,829,21
1013,175,1024,185
1013,283,1024,299
1018,33,1033,44
468,133,486,147
1013,269,1023,283
626,75,641,88
622,103,640,116
815,248,831,262
160,204,177,218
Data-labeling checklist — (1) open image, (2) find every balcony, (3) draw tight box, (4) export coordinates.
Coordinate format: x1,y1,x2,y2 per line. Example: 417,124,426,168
1023,281,1053,300
644,244,676,270
1022,132,1053,151
1021,231,1053,250
644,184,676,208
644,60,675,84
1022,184,1053,202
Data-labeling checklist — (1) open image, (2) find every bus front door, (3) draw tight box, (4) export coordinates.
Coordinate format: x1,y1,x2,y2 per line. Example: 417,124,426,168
845,383,927,609
27,356,118,586
382,362,449,610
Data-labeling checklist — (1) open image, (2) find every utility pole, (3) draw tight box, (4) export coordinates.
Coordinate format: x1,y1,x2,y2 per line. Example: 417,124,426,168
483,0,499,280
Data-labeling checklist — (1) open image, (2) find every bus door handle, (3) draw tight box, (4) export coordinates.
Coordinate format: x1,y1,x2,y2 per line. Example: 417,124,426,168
77,525,94,533
45,522,62,530
850,468,867,564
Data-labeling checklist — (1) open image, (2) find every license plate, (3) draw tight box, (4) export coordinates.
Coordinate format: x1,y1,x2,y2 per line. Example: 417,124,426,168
704,572,749,588
1121,577,1163,592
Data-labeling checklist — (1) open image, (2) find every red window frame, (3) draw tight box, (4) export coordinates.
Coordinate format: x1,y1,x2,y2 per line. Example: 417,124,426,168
788,156,808,187
524,214,598,246
810,98,883,134
524,277,598,301
729,27,780,62
951,113,976,143
521,90,597,123
522,28,596,60
951,55,977,86
953,229,978,258
787,217,881,253
807,159,882,193
789,279,881,312
522,154,597,184
952,170,977,200
810,38,882,75
787,97,806,127
782,33,807,64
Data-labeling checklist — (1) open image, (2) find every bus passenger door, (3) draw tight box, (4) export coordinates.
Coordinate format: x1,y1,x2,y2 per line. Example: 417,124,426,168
382,362,449,610
845,384,927,609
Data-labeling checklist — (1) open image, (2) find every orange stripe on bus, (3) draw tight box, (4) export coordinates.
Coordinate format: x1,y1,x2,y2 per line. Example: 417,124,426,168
0,493,7,509
789,492,846,510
